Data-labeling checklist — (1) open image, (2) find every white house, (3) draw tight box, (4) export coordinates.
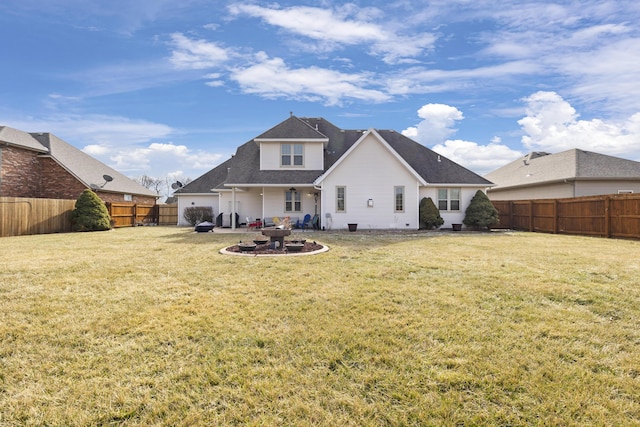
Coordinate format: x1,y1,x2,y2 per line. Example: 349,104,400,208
174,115,493,229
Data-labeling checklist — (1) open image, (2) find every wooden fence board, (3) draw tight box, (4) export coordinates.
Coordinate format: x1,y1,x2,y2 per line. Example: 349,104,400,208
158,204,178,225
0,197,76,237
492,194,640,240
106,202,158,228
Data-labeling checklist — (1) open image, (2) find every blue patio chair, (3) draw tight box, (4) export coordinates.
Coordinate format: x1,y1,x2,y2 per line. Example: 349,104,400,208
301,214,311,231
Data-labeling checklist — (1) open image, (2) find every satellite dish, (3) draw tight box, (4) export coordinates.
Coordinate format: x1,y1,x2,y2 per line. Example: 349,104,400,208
171,181,184,190
103,174,113,182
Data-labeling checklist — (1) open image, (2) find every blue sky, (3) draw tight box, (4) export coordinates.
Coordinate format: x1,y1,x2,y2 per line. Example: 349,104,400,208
2,0,640,193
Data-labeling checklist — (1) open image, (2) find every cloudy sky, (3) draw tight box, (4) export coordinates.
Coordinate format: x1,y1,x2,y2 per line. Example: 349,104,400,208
1,0,639,190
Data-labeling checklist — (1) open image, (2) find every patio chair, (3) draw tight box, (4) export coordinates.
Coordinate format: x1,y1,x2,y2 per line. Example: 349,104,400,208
246,217,262,230
300,214,311,231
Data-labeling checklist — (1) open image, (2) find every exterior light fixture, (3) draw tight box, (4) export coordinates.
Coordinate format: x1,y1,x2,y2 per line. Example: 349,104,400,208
367,198,374,207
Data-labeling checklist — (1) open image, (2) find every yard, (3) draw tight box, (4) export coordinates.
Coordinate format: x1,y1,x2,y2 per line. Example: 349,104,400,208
1,227,639,426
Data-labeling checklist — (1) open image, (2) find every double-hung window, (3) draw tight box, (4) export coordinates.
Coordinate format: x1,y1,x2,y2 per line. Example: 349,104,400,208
437,188,461,211
285,190,301,212
281,143,304,166
336,186,346,212
394,186,405,212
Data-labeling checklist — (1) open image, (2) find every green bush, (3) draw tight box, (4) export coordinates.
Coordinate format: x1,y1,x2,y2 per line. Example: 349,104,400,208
71,189,112,232
183,206,214,226
419,197,444,229
463,190,499,230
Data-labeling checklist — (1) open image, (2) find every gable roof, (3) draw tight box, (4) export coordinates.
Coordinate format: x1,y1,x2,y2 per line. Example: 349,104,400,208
174,157,234,194
314,128,428,186
254,115,329,142
0,126,48,152
485,149,640,190
178,116,492,194
30,132,157,197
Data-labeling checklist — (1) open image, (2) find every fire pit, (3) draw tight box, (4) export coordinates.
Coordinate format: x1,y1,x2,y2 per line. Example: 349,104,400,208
261,227,291,250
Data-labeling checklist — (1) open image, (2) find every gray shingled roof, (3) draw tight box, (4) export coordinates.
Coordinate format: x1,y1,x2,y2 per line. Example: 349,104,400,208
0,126,48,152
179,116,492,193
174,157,234,194
255,115,329,141
484,149,640,189
30,132,158,197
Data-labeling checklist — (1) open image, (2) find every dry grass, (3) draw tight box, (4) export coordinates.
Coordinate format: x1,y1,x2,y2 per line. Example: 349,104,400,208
1,227,640,426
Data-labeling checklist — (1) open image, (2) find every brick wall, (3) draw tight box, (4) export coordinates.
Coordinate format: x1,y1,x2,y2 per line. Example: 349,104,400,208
0,145,42,197
39,157,87,200
1,145,156,204
96,191,156,204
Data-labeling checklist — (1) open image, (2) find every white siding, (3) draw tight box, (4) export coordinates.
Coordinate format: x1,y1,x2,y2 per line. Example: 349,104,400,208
176,194,218,226
320,133,419,229
259,141,324,170
418,187,483,228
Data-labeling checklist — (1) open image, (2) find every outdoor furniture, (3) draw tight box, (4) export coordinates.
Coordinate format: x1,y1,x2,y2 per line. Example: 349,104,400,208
194,221,215,232
300,214,311,231
246,217,262,230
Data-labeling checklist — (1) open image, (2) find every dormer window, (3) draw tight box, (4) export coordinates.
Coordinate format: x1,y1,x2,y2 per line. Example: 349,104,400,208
281,143,304,167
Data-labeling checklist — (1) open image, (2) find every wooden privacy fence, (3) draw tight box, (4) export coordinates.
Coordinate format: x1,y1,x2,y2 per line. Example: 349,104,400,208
158,203,178,225
0,197,76,237
492,194,640,239
106,202,159,228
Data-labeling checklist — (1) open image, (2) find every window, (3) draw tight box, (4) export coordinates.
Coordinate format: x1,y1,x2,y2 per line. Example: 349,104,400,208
281,143,304,166
394,186,404,212
437,188,460,211
336,186,346,212
285,190,301,212
124,194,132,202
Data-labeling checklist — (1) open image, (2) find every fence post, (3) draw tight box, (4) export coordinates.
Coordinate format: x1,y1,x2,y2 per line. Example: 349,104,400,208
529,200,534,232
553,199,558,234
604,196,610,238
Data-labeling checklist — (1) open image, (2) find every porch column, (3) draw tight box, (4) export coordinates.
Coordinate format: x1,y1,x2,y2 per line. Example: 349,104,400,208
232,186,237,230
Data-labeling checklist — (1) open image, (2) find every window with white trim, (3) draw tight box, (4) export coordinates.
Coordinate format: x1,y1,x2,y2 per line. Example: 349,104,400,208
437,188,460,211
285,190,301,212
336,186,346,212
394,186,404,212
281,143,304,166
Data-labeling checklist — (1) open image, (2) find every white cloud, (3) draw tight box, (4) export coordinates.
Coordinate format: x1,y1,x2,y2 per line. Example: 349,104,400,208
401,103,522,174
231,53,390,106
432,139,523,176
518,91,640,158
168,32,230,70
402,104,464,146
227,3,435,63
108,142,223,177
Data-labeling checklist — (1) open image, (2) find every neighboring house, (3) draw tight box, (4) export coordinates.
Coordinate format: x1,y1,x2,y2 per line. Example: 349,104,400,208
0,126,157,203
174,115,493,229
485,149,640,201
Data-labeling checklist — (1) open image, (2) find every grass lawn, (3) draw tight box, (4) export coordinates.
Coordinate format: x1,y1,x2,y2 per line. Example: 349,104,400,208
1,227,640,426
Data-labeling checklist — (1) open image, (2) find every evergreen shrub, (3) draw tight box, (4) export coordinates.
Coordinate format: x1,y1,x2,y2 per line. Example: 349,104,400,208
463,190,499,229
71,189,112,232
419,197,444,229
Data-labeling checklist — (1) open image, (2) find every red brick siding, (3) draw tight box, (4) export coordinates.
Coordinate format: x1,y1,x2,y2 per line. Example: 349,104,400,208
1,146,156,204
95,191,156,204
39,157,87,200
0,145,42,197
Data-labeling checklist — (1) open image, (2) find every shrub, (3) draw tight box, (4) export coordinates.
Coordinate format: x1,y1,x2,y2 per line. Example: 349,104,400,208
183,206,214,226
71,189,112,232
463,190,499,229
419,197,444,229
